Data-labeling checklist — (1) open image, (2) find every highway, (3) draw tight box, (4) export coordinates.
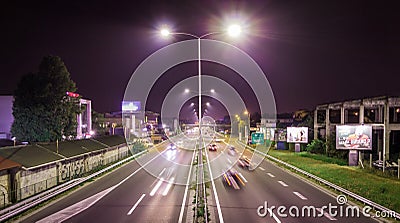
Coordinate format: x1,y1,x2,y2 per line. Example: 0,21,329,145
19,132,379,223
206,141,378,222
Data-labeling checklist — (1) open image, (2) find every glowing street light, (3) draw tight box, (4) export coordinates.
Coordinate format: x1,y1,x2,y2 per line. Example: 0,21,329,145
160,28,170,37
227,24,242,37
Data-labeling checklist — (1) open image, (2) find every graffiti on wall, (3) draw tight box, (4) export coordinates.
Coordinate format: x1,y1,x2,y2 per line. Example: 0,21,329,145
59,159,85,181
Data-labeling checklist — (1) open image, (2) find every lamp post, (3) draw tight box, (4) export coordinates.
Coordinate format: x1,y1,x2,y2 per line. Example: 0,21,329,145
244,110,250,144
160,26,241,222
161,25,241,137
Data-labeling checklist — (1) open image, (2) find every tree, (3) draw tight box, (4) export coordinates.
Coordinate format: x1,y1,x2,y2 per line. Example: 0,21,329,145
11,56,80,142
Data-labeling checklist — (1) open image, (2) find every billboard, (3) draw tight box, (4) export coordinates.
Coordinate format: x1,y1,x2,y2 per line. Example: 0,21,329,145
336,125,372,150
122,101,141,113
287,127,308,143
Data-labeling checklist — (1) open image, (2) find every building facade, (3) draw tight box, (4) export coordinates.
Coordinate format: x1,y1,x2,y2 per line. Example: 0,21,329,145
314,96,400,162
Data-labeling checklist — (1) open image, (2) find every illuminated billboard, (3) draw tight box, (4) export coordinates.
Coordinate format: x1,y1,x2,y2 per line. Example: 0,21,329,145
336,125,372,150
122,101,141,113
287,127,308,143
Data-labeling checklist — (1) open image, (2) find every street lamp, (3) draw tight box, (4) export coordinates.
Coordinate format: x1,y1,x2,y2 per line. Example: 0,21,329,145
244,110,250,122
160,25,241,135
160,27,241,220
227,24,242,37
189,101,211,119
244,110,250,144
11,137,16,147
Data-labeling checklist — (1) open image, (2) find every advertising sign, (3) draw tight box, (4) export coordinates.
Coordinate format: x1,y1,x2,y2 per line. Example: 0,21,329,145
251,132,264,145
122,101,141,113
336,125,372,150
287,127,308,143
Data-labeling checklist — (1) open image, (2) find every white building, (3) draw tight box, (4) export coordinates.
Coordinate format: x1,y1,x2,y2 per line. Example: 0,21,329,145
0,96,13,139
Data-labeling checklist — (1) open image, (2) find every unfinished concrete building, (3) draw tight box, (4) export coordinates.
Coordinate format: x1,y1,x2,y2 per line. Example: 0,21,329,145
314,96,400,162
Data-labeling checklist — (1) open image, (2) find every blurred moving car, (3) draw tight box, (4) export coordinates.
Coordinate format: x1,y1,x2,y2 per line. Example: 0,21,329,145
208,143,218,151
167,143,176,150
238,156,252,169
215,138,223,142
228,146,236,156
222,168,245,189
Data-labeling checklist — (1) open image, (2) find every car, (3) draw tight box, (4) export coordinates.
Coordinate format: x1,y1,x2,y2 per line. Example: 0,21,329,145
238,156,252,169
208,144,218,151
167,143,176,150
228,146,236,156
222,168,245,189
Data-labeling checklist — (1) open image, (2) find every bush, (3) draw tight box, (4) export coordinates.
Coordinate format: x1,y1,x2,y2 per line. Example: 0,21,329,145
305,139,325,154
326,134,348,159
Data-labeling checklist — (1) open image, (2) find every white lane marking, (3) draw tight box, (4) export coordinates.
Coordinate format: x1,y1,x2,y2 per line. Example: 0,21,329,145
268,207,282,223
37,149,165,222
150,168,167,188
267,173,275,178
316,208,337,221
238,172,248,183
205,143,225,223
293,191,308,200
159,168,166,176
127,194,146,215
259,167,265,171
37,186,115,223
115,149,167,188
150,178,164,196
277,181,288,187
227,158,232,164
162,177,174,196
178,151,196,223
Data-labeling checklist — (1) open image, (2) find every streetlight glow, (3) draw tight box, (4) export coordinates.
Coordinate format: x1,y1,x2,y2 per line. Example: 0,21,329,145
227,24,241,37
160,28,170,37
184,88,190,93
210,89,215,93
206,102,210,106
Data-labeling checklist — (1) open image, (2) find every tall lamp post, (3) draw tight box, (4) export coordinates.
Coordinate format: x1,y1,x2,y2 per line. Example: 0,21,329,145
244,110,250,144
160,24,241,137
160,25,241,222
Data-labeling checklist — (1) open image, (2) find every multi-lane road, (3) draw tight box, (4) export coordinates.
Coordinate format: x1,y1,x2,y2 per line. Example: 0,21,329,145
19,133,378,223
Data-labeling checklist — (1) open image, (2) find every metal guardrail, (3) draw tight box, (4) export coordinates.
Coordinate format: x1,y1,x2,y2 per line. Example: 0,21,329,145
201,142,208,223
0,149,147,222
237,141,400,220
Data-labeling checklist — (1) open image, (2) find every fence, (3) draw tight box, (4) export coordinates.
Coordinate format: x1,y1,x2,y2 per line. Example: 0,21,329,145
0,150,131,210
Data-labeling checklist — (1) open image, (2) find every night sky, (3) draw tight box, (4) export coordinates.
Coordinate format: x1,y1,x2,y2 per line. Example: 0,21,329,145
1,0,399,117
